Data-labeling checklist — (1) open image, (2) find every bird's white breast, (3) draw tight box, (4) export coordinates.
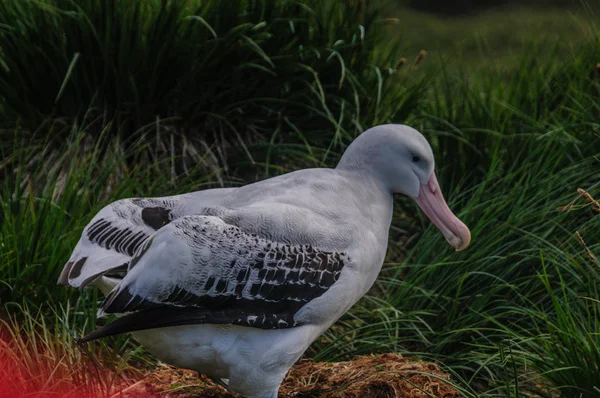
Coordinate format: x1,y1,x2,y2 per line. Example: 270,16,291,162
132,323,322,397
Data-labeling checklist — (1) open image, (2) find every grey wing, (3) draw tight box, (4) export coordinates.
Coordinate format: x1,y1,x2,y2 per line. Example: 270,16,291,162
58,189,234,288
84,215,347,340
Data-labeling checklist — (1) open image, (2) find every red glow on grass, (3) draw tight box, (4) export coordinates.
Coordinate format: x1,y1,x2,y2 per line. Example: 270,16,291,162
0,324,135,398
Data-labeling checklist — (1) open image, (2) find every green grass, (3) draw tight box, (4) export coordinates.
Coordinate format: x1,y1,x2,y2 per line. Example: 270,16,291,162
0,0,422,177
1,0,600,396
382,3,599,73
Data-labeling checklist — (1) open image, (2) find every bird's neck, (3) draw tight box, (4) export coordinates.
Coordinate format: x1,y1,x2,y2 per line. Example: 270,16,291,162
336,146,392,196
334,165,395,240
335,139,369,172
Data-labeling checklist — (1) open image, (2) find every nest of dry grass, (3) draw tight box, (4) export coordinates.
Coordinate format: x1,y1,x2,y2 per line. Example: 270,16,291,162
119,354,461,398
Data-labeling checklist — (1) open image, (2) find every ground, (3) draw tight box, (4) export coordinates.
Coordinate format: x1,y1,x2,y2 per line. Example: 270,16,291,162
118,354,461,398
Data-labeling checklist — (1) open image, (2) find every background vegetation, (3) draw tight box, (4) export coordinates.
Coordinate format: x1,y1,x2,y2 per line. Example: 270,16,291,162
404,0,600,15
1,0,599,396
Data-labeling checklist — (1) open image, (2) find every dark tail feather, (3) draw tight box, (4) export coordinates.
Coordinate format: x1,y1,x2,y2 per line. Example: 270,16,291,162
77,307,209,345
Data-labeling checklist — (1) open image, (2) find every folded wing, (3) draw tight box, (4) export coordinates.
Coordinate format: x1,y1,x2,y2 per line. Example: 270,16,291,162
81,215,348,342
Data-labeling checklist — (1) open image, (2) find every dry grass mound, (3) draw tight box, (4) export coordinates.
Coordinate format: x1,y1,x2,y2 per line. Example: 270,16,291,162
120,354,461,397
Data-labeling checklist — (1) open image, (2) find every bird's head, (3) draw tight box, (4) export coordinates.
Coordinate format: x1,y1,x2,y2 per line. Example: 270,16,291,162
338,124,471,251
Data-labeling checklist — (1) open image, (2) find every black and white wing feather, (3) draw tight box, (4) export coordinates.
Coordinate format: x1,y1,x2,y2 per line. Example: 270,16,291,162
80,215,348,342
58,189,234,288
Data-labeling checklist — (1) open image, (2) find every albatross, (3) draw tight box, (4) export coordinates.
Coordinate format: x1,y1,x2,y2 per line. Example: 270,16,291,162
58,124,470,398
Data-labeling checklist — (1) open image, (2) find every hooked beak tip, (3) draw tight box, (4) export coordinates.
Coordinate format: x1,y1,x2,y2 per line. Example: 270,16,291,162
448,226,471,251
416,173,471,252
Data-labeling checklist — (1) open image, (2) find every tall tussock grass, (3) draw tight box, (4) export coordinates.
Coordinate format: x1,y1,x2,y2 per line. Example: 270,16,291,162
0,123,221,308
0,0,420,176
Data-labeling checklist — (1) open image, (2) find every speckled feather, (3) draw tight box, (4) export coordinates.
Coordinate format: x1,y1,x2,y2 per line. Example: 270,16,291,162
99,215,348,331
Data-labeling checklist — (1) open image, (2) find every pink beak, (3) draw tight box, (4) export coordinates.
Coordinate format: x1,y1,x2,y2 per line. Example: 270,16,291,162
414,173,471,251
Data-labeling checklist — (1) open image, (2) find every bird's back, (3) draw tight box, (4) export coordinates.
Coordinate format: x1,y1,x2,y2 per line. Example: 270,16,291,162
220,168,392,250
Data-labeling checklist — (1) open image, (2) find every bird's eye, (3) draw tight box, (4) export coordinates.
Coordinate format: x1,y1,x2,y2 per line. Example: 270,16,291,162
412,155,420,163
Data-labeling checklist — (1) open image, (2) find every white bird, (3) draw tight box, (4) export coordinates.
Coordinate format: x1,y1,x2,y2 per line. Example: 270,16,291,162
58,124,470,398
